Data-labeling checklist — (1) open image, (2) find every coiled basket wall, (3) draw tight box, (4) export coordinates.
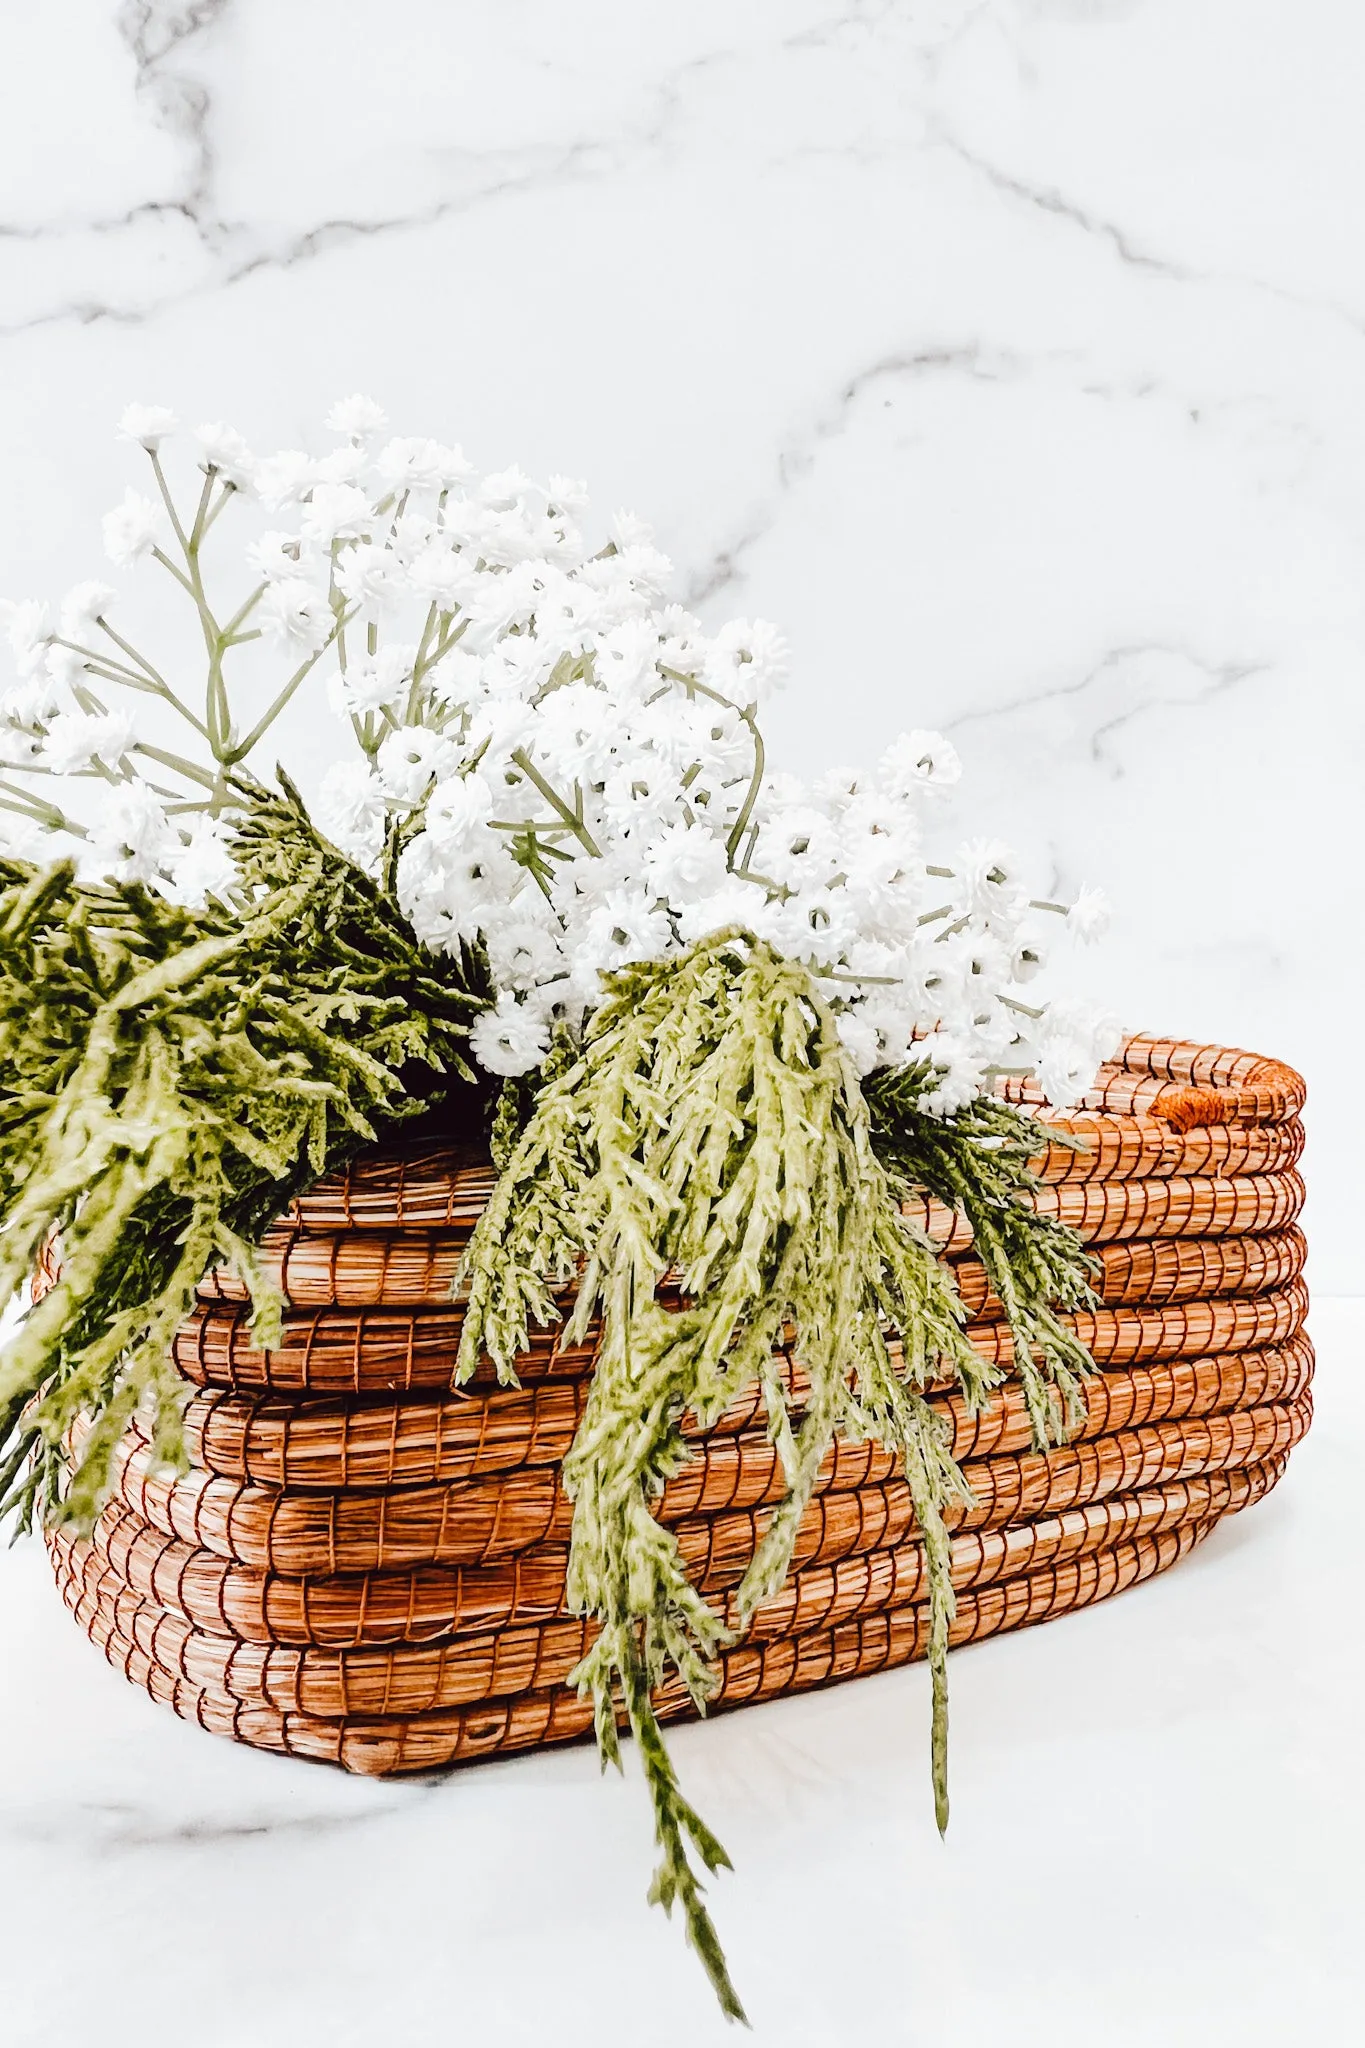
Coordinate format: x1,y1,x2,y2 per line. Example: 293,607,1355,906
49,1036,1311,1776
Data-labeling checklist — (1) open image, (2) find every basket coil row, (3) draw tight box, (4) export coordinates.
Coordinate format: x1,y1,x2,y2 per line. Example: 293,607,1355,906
50,1036,1312,1776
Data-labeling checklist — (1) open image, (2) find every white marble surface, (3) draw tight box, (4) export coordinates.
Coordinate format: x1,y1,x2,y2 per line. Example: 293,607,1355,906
0,18,1359,2030
0,1297,1357,2048
0,0,1357,1283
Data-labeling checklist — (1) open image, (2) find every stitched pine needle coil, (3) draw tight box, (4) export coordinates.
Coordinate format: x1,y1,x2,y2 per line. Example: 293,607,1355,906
48,1036,1311,1775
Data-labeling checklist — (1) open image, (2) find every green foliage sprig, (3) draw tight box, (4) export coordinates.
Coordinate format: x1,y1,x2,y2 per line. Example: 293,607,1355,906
0,805,1097,2028
0,777,488,1528
457,929,1082,2021
864,1064,1098,1449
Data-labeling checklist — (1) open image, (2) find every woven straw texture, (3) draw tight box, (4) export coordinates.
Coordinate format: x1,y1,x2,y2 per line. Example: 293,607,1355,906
51,1034,1311,1776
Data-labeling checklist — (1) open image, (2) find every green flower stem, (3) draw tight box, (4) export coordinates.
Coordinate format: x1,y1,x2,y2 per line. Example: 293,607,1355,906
658,668,765,867
130,743,221,793
187,470,219,550
509,750,602,857
228,616,353,763
149,451,194,556
0,782,87,836
220,586,266,640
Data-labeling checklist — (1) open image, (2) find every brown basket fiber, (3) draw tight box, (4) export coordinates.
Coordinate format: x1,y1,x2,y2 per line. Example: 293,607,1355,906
170,1273,1309,1397
54,1519,1222,1776
180,1331,1314,1492
100,1394,1311,1576
71,1460,1286,1652
51,1461,1283,1720
50,1035,1311,1777
194,1198,1303,1310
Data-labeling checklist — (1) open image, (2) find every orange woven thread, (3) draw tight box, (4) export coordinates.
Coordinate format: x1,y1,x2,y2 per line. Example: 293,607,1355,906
101,1388,1311,1576
48,1470,1264,1718
278,1052,1304,1229
1002,1037,1306,1126
171,1244,1309,1397
53,1517,1220,1776
1030,1115,1303,1187
180,1332,1314,1491
197,1186,1305,1313
62,1458,1284,1677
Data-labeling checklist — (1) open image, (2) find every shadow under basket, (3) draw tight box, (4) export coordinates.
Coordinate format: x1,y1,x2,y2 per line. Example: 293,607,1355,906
48,1035,1311,1777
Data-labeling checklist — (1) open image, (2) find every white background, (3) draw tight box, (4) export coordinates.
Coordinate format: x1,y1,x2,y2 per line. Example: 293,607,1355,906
0,7,1360,2043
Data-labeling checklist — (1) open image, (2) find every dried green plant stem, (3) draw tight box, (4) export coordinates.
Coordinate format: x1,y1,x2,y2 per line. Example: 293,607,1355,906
456,930,1022,2017
864,1067,1099,1449
0,776,489,1529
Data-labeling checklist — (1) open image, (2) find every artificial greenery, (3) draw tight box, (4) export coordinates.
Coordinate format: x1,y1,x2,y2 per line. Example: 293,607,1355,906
457,929,1095,2021
0,819,1096,2027
0,777,487,1529
864,1064,1098,1449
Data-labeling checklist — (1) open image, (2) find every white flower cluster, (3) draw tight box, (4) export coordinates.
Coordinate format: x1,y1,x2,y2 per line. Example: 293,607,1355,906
0,401,1119,1110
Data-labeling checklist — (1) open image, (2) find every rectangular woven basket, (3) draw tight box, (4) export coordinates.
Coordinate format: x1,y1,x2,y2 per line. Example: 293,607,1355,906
49,1035,1311,1775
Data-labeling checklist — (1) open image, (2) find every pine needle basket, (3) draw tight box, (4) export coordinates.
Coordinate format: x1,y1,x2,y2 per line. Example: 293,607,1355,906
49,1035,1311,1775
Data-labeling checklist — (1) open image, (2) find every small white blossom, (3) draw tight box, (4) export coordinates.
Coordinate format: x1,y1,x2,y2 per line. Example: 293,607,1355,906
953,839,1028,933
86,783,174,883
316,759,384,862
424,770,495,846
376,437,455,491
407,544,472,613
247,532,306,583
1034,1040,1097,1112
196,423,257,491
256,451,317,510
1039,995,1123,1068
705,618,789,707
258,579,334,655
469,990,551,1078
164,815,237,906
328,645,417,718
4,600,51,676
335,543,396,616
41,710,134,775
45,642,89,689
102,491,163,566
0,726,40,767
1067,886,1111,942
374,724,455,804
302,484,372,546
480,465,535,512
118,404,178,451
486,919,563,991
59,581,116,640
313,445,369,488
880,729,961,795
643,821,730,904
835,1006,881,1077
3,670,61,724
579,891,672,975
326,394,388,439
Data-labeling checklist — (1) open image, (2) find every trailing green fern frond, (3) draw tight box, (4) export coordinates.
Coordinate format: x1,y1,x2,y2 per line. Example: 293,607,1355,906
0,776,489,1530
863,1063,1098,1449
457,929,1004,2020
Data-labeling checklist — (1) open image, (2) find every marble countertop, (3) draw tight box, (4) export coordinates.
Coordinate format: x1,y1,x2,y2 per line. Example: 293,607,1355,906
1,10,1360,2041
0,1298,1357,2047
